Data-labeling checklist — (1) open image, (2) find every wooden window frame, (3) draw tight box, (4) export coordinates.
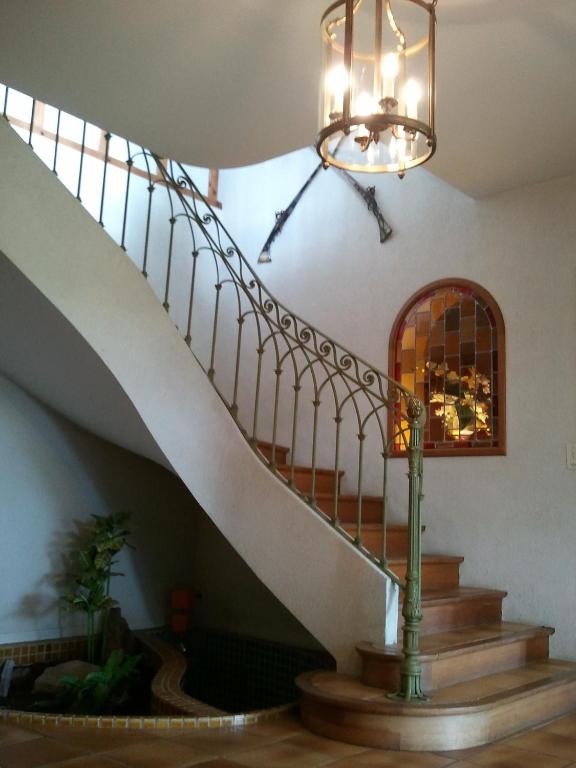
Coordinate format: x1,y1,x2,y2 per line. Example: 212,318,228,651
388,278,506,458
6,100,222,208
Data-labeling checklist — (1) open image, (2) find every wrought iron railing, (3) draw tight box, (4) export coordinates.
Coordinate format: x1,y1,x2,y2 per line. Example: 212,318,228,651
1,85,426,700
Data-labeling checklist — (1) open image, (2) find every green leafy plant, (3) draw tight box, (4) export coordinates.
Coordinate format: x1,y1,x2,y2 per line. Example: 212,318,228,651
38,650,142,715
63,512,132,663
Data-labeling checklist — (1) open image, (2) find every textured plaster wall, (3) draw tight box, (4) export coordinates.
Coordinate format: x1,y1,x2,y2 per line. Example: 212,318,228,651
218,149,576,661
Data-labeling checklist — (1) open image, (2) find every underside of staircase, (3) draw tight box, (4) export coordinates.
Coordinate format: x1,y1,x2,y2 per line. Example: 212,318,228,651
256,443,576,752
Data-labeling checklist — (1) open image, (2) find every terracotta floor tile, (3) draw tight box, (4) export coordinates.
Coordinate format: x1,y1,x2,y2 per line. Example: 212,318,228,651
0,736,87,768
503,730,576,761
281,731,369,759
433,746,486,761
327,749,453,767
36,726,160,752
171,728,274,755
245,716,307,739
446,763,481,768
104,739,215,768
0,723,43,747
227,740,335,768
544,713,576,738
465,743,573,767
192,761,250,768
46,756,130,767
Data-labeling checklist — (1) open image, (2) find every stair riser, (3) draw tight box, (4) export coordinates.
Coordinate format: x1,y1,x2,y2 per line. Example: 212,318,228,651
336,528,410,558
391,562,461,591
412,596,504,638
361,635,551,692
278,469,339,495
317,499,384,525
257,444,289,464
300,677,576,751
360,530,409,559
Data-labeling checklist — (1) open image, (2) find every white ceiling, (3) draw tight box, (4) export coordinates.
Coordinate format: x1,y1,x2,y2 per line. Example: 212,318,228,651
0,0,575,197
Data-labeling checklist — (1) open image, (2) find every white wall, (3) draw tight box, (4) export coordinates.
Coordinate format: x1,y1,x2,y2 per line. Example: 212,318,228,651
0,372,198,644
218,149,576,661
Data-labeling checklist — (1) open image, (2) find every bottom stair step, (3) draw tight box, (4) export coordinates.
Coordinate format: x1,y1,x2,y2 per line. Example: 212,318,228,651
297,661,576,752
359,623,554,692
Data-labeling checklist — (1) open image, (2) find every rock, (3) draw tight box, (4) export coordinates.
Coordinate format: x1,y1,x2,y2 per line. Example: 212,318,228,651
101,607,134,659
33,660,99,694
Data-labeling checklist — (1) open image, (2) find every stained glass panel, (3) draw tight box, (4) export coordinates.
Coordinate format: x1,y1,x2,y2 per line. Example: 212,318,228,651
393,284,503,453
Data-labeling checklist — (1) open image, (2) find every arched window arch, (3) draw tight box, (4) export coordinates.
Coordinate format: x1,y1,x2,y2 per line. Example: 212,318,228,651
389,279,506,456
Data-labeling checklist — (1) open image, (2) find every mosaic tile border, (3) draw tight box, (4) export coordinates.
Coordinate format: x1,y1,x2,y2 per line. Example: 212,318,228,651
0,634,295,730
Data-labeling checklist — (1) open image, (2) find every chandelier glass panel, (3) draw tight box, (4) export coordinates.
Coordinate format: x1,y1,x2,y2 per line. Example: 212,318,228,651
317,0,437,175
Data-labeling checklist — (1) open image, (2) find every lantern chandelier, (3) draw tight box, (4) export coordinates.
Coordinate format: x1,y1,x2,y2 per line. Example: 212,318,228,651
317,0,437,176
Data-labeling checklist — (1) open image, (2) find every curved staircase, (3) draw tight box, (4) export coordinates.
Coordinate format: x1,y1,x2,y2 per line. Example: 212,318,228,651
1,83,576,752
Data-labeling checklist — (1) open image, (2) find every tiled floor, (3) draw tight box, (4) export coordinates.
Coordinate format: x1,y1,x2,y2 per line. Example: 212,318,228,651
0,711,575,768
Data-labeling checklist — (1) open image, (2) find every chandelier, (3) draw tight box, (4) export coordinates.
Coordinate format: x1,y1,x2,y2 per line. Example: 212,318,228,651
317,0,437,176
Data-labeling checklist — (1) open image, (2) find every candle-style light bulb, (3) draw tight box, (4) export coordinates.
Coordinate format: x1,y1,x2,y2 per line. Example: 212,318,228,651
403,78,422,120
355,91,374,116
326,65,349,104
381,53,399,99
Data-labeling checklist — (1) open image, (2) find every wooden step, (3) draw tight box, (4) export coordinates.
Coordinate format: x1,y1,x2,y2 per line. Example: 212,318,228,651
418,587,507,636
386,555,463,591
297,660,576,751
315,494,386,524
340,523,417,559
338,523,424,560
358,623,554,692
256,440,290,464
276,464,344,495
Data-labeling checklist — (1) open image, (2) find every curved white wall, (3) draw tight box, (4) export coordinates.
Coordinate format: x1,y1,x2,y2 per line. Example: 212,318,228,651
0,120,390,672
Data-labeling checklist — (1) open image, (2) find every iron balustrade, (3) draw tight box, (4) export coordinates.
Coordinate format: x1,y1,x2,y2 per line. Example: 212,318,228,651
1,84,426,700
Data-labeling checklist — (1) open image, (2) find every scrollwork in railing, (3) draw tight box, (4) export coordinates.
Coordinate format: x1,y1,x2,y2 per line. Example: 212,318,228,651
2,82,426,699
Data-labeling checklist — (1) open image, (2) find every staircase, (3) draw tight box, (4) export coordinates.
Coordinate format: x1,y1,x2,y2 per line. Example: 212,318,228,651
279,440,576,750
1,83,576,751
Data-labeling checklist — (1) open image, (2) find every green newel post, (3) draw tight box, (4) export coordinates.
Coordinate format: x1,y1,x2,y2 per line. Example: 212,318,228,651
397,397,427,701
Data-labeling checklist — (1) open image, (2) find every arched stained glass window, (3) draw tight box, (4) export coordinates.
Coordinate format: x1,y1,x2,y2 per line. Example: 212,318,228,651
389,280,506,456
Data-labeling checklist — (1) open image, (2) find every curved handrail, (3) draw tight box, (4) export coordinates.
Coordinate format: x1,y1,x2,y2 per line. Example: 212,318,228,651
1,84,426,699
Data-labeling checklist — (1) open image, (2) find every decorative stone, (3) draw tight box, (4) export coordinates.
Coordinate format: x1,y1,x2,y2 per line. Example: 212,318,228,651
101,607,135,659
33,660,99,694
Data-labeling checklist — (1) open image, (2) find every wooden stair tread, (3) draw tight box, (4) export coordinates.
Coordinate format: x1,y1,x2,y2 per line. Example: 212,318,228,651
297,662,576,750
421,586,508,604
388,554,464,566
340,522,423,532
316,493,384,503
358,623,555,659
277,464,344,476
298,660,576,712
